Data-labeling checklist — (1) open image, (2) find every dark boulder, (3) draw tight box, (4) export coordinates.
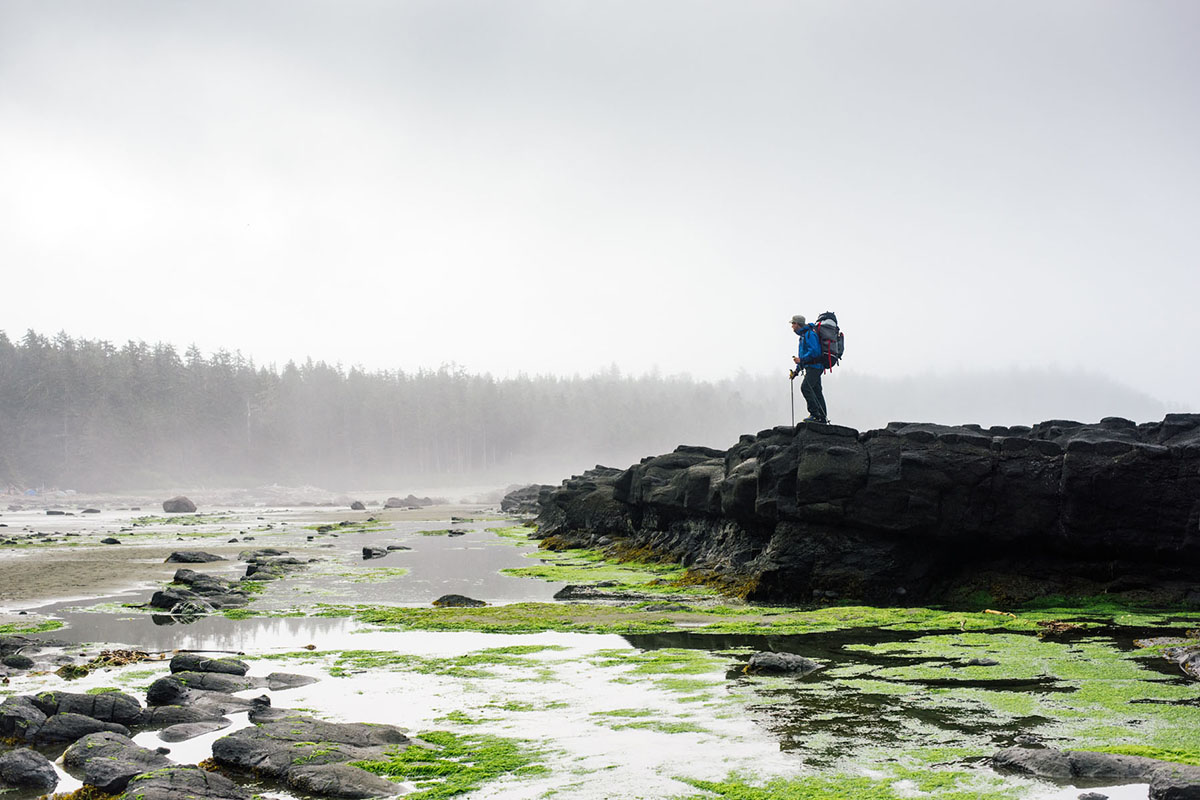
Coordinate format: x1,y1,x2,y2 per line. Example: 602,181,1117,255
36,712,130,743
212,710,407,798
433,594,487,607
163,496,197,513
149,569,250,610
286,763,402,799
350,500,366,511
121,765,251,800
384,494,433,508
362,547,387,560
101,537,121,545
166,551,227,563
0,696,45,742
0,747,58,792
0,748,57,791
2,654,34,670
29,690,144,725
993,747,1200,799
744,652,822,675
170,653,249,676
63,731,172,791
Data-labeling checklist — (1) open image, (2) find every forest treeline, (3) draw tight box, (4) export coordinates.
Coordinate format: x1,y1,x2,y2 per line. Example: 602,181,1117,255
0,330,775,491
1,330,1170,493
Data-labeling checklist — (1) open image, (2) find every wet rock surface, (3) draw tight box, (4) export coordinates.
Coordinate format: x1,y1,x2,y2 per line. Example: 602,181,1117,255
501,484,550,515
121,765,252,800
536,415,1200,604
166,551,228,563
212,707,409,799
0,747,58,791
744,652,822,675
64,731,173,792
433,593,487,607
993,747,1200,799
171,653,250,676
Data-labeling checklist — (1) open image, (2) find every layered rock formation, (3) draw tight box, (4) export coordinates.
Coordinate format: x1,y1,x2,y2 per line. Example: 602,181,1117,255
535,415,1200,605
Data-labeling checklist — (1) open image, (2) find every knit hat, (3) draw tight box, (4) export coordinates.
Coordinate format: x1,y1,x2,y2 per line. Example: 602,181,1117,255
790,315,806,326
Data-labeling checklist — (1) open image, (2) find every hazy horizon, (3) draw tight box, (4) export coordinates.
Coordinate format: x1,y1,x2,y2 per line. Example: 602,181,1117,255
0,326,1173,496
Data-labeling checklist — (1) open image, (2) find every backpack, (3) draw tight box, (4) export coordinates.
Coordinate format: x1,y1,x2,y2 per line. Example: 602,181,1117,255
815,311,845,370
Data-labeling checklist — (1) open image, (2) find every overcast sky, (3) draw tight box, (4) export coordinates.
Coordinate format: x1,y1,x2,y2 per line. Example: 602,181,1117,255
2,1,1197,408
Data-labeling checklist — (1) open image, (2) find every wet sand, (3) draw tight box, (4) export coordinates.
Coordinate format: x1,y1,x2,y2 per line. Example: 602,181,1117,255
0,502,500,622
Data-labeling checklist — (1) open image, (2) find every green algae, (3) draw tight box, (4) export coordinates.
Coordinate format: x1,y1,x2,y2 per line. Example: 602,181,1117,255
503,547,703,589
342,567,410,583
672,770,1016,800
319,645,566,679
1081,745,1200,767
353,729,547,799
0,619,64,634
435,710,489,725
130,514,228,527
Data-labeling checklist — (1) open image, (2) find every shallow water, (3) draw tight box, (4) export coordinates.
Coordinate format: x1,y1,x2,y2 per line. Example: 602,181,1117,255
3,507,1195,800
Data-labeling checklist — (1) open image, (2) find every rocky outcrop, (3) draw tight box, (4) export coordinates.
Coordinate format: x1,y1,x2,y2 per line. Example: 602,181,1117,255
150,568,251,611
385,494,434,508
535,415,1200,605
501,484,550,515
0,690,144,745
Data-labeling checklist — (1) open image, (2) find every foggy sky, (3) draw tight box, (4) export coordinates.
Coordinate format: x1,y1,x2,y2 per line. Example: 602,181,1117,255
2,1,1198,410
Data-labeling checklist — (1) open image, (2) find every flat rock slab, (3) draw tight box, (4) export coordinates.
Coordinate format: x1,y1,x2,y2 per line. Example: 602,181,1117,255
286,763,402,799
166,552,228,563
170,653,249,676
994,747,1200,799
0,747,58,791
432,594,486,607
122,765,250,800
37,712,130,743
64,731,173,792
143,705,234,727
745,652,823,676
159,718,233,742
212,710,408,798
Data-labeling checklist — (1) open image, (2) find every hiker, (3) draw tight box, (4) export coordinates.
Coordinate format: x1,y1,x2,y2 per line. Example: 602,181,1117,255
790,314,828,424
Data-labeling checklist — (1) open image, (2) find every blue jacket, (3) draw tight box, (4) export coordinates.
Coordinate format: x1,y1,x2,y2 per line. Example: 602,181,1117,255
795,324,824,371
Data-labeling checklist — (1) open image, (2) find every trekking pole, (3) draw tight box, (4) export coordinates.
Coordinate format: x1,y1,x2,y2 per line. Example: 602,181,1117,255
789,372,795,426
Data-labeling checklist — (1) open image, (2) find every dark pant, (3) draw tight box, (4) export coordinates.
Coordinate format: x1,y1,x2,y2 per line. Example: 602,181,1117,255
800,368,827,422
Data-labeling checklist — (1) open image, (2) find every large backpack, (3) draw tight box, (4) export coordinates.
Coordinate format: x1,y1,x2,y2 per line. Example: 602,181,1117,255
815,311,845,371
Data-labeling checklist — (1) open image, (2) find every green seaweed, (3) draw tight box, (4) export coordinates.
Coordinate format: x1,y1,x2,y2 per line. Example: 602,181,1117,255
353,730,547,798
672,770,1016,799
0,619,64,634
325,645,566,679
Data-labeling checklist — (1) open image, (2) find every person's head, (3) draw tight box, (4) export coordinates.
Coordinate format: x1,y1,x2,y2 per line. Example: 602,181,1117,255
790,314,806,331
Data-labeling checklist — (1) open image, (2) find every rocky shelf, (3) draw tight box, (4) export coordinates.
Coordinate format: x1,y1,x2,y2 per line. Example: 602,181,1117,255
534,414,1200,605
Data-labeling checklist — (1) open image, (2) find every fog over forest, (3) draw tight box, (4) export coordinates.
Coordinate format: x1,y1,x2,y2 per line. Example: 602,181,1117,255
0,330,1166,494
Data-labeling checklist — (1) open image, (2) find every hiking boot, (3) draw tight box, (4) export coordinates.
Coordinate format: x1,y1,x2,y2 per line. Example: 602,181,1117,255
801,416,820,423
